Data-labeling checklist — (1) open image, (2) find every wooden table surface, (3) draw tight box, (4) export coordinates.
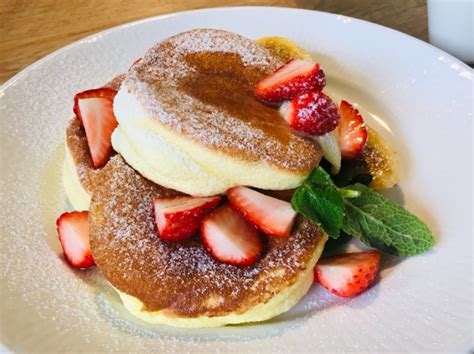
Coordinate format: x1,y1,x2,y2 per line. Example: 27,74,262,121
0,0,427,84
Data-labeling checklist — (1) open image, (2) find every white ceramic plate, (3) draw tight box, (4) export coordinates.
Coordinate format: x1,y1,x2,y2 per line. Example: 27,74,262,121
1,7,472,353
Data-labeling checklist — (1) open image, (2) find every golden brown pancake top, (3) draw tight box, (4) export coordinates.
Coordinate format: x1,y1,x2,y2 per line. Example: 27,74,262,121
89,155,325,317
124,29,321,173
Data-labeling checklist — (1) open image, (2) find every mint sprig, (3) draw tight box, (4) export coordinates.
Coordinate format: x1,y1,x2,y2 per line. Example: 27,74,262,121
291,167,344,239
291,167,435,256
341,184,435,256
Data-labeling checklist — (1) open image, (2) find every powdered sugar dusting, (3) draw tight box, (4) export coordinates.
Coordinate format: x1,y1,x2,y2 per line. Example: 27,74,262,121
89,155,324,316
124,29,320,172
169,29,272,67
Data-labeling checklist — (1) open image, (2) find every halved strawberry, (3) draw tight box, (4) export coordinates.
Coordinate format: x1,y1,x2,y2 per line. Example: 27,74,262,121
315,251,380,297
201,204,263,266
73,88,118,168
337,100,368,159
280,91,339,136
56,211,95,269
227,186,296,237
154,196,221,241
255,59,325,103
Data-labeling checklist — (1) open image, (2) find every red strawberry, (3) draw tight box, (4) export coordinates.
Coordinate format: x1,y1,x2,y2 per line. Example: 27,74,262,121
73,88,118,168
227,186,296,237
201,204,263,266
337,100,368,159
255,59,326,103
154,196,221,241
281,91,339,136
56,211,95,269
315,251,381,297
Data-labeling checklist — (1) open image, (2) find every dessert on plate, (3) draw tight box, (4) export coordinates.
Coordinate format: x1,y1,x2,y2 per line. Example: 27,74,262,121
57,29,434,328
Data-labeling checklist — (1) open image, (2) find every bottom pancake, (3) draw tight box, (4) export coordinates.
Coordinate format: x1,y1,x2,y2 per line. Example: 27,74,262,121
115,259,316,328
88,155,327,327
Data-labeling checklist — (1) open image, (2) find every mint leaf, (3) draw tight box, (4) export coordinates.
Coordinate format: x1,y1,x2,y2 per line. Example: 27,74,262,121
291,167,344,238
306,164,337,186
341,184,435,256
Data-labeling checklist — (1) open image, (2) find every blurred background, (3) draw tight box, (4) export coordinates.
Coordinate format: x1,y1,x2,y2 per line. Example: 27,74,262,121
1,0,470,84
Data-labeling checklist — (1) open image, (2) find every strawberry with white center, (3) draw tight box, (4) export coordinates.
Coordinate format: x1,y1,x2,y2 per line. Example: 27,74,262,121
315,250,381,297
337,100,368,159
201,204,263,266
227,186,296,237
255,59,326,103
73,88,118,168
56,211,95,269
154,196,221,241
280,91,339,136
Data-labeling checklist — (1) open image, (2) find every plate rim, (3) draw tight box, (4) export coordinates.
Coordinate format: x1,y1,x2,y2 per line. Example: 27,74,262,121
1,6,472,352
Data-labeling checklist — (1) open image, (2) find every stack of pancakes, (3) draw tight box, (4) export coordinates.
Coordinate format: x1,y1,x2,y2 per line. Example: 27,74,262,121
64,29,327,327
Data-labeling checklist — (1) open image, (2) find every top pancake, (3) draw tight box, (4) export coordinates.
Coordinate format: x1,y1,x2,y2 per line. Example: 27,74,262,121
119,29,321,181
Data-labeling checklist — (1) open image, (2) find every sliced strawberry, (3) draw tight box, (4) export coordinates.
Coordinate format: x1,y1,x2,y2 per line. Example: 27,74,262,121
227,186,296,237
154,196,221,241
201,204,263,266
73,88,118,168
255,59,326,103
337,100,368,159
315,251,380,297
56,211,95,269
281,91,339,136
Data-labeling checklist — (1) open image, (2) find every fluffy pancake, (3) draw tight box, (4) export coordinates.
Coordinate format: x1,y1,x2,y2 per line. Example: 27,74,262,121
64,75,125,210
89,155,327,327
64,31,328,327
113,29,322,196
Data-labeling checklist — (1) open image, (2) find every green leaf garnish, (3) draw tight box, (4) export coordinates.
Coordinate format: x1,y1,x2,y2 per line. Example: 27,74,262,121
341,184,435,256
292,166,435,256
291,167,344,239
